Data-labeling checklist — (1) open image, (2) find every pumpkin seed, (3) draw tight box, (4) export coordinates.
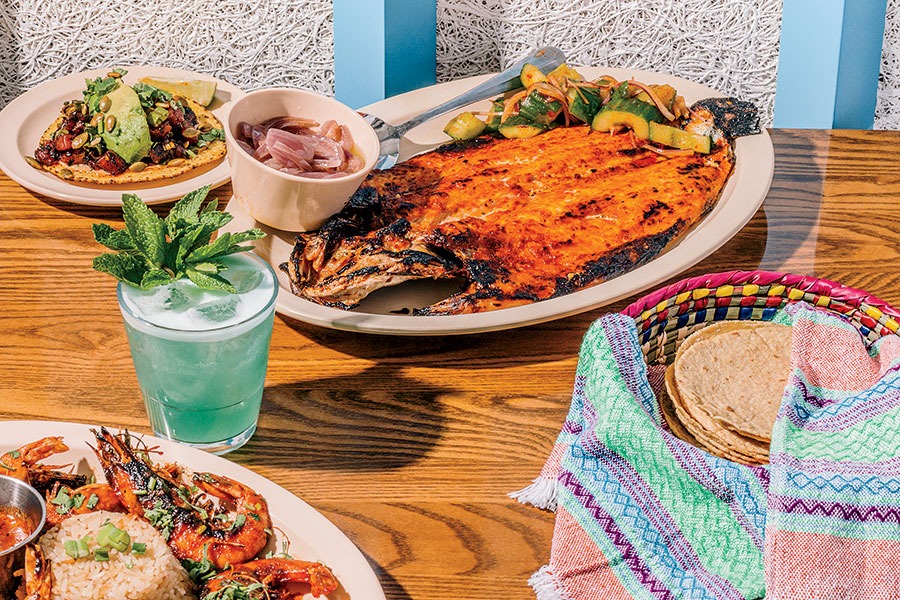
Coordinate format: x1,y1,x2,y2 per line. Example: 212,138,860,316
155,101,170,109
181,127,199,138
105,114,117,132
98,95,111,112
64,104,77,117
166,158,186,167
89,113,103,127
58,167,74,180
80,103,88,116
24,156,43,170
107,71,122,79
71,132,89,149
128,161,147,172
87,136,102,147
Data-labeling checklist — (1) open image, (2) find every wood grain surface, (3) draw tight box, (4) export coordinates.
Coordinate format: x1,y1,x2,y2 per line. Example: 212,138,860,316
3,129,900,599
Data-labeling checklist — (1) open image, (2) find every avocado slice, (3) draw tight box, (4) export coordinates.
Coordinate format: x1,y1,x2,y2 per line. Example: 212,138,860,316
100,83,151,163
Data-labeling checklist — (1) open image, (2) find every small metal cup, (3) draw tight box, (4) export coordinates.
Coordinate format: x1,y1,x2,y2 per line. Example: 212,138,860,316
0,475,46,597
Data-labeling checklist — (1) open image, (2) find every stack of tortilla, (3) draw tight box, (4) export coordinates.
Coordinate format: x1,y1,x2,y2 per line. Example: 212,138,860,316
658,321,792,465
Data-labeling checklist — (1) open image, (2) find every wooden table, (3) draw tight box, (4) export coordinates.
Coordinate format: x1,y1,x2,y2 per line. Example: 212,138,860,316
3,129,900,599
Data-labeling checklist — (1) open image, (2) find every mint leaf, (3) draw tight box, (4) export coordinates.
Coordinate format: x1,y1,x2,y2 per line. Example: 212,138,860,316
190,262,222,274
91,187,265,292
186,230,265,263
122,195,166,267
140,269,174,289
166,186,212,229
186,268,236,293
92,253,147,287
174,224,209,266
92,223,134,251
198,209,233,232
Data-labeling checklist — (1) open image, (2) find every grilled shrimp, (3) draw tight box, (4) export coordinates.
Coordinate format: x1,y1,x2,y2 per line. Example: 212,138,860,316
200,558,340,599
22,544,51,600
92,427,272,568
0,437,72,485
44,482,125,528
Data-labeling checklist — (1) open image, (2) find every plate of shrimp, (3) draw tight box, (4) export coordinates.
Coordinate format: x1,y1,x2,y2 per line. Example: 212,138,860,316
0,421,386,600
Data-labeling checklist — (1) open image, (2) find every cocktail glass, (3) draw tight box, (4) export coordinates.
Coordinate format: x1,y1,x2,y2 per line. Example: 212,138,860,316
116,252,278,454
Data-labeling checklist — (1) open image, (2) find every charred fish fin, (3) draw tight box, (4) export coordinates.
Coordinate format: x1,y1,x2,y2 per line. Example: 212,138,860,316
689,97,760,138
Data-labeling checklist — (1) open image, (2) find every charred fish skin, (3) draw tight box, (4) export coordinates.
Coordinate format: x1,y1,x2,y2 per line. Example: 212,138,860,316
688,97,760,138
283,121,736,315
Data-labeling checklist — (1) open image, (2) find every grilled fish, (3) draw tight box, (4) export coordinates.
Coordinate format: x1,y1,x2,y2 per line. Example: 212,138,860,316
282,123,736,315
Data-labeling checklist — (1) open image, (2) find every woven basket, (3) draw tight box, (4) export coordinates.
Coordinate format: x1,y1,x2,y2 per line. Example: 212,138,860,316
622,270,900,366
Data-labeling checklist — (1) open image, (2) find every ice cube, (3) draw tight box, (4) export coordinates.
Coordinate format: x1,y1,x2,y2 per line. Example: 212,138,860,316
192,295,239,322
227,268,263,294
130,285,189,316
162,286,192,311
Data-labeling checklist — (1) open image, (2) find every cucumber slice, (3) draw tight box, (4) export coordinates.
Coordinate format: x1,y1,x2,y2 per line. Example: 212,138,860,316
648,121,712,153
518,91,562,125
519,64,547,88
443,112,487,141
566,86,605,124
591,96,663,139
498,114,547,139
547,63,583,82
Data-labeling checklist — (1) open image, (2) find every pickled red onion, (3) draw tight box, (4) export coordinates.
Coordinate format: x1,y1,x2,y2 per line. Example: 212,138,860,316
235,116,362,177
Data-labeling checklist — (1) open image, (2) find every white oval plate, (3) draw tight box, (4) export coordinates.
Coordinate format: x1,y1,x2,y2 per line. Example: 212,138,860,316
224,67,774,335
0,420,385,600
0,66,245,206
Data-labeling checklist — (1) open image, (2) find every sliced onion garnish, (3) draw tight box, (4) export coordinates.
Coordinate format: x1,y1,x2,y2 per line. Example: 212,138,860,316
235,117,364,177
338,126,355,152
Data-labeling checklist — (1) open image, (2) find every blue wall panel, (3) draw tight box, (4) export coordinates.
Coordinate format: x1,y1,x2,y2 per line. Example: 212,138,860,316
774,0,887,129
334,0,437,109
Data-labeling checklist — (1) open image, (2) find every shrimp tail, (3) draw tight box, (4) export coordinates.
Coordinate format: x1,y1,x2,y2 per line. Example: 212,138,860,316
23,544,52,600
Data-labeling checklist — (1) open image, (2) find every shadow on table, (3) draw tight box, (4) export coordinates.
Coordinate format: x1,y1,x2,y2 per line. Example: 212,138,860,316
278,310,591,366
240,364,451,470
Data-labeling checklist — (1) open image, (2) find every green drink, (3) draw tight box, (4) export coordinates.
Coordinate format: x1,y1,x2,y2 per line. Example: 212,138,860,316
117,252,277,454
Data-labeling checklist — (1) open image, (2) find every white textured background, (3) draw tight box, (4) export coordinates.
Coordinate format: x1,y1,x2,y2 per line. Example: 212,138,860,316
0,0,898,129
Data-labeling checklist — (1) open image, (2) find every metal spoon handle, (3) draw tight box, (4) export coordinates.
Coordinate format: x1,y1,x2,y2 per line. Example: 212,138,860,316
393,46,566,137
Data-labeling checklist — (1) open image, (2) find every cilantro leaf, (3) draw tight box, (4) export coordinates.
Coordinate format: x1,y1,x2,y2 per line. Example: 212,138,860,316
83,71,125,114
199,128,225,143
132,81,172,111
91,186,266,292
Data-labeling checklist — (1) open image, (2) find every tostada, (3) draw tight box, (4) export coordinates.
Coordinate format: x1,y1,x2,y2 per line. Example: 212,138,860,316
30,68,226,184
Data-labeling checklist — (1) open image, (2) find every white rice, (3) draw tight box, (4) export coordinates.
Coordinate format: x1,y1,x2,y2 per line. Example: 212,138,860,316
38,510,195,600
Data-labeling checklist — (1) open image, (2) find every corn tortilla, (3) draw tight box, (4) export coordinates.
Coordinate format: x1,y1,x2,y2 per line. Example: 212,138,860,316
674,321,790,443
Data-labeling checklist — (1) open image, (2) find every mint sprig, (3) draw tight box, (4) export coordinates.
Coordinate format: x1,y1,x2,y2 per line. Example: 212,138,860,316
92,186,265,292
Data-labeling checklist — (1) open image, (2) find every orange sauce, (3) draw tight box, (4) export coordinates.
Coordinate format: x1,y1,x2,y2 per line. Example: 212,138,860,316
0,505,34,552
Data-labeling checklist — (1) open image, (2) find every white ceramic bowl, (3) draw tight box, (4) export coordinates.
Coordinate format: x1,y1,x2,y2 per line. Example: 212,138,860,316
224,88,379,232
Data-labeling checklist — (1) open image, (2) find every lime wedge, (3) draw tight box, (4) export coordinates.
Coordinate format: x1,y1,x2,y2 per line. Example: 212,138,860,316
138,77,218,106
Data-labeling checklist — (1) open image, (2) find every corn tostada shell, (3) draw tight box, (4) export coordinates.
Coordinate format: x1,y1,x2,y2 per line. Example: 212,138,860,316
37,98,226,185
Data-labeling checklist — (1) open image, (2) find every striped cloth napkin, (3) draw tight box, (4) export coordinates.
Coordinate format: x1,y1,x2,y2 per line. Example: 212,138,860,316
512,302,900,600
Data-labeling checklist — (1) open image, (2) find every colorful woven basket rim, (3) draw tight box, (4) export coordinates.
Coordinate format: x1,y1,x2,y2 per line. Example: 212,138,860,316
622,270,900,321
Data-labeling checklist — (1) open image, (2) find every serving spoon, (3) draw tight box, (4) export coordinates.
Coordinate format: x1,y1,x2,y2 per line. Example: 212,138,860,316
363,46,566,170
